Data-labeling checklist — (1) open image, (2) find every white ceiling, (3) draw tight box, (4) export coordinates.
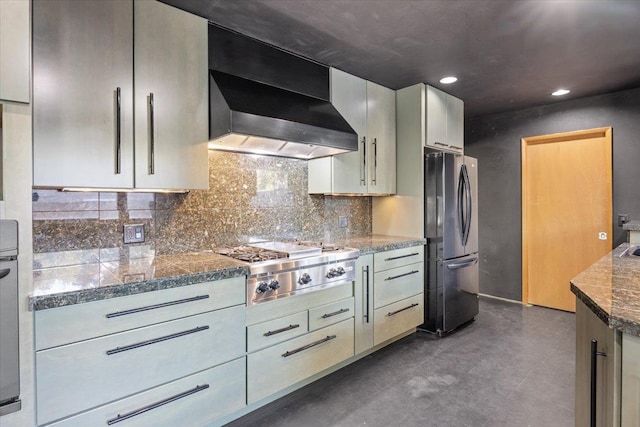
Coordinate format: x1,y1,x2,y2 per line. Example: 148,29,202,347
162,0,640,116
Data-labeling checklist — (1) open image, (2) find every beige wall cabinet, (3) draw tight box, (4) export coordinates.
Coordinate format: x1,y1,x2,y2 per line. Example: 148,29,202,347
34,277,246,426
425,85,464,153
308,68,396,195
32,0,208,190
0,0,30,103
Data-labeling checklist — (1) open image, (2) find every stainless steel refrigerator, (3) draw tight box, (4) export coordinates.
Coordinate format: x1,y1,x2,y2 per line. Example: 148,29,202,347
419,152,479,335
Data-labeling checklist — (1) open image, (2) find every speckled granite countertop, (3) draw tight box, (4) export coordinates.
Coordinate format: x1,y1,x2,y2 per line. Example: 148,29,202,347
30,252,249,311
333,234,425,255
30,235,424,311
570,243,640,337
623,220,640,231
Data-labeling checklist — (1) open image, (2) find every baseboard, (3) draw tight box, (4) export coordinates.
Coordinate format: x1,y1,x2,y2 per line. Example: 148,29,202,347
479,293,524,305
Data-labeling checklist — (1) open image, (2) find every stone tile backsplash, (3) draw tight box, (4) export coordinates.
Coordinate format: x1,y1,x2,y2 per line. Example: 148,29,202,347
33,151,372,260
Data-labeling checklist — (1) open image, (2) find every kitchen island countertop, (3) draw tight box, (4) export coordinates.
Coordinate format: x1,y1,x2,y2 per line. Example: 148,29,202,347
30,235,425,311
570,243,640,337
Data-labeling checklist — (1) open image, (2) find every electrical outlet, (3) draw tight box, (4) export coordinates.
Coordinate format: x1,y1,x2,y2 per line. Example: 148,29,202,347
618,214,629,227
339,216,348,228
123,224,145,244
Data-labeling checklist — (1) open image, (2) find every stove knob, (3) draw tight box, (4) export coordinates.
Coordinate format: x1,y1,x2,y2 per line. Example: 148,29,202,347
268,279,280,290
336,266,345,276
326,268,337,278
298,273,312,285
256,281,270,294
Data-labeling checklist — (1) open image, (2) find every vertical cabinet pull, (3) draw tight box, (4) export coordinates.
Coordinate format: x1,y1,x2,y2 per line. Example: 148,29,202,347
115,87,122,174
361,136,367,185
106,384,209,425
372,137,378,185
364,265,370,323
590,339,607,427
148,93,155,175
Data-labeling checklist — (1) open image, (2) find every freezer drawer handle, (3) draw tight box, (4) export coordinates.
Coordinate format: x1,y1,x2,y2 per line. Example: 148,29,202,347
384,270,419,281
322,308,350,318
106,326,209,355
387,303,420,317
264,324,300,337
106,384,209,425
384,252,420,261
590,339,607,427
446,258,478,270
105,295,210,318
282,335,337,358
0,268,11,280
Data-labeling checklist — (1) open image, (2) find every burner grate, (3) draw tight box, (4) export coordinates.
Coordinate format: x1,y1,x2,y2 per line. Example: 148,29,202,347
214,246,288,263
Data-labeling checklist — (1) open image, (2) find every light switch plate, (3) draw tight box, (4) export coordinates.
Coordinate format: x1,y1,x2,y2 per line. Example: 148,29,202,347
124,224,145,244
339,216,348,228
618,214,629,227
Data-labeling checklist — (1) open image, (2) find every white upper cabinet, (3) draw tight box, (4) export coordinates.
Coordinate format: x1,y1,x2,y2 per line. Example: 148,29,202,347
425,85,464,153
33,0,208,190
0,0,30,103
308,68,396,195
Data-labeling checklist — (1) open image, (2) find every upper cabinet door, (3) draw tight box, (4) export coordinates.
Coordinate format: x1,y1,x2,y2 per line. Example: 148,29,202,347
133,1,209,190
0,0,30,103
329,68,368,194
33,0,134,188
447,95,464,151
366,81,396,195
425,85,464,154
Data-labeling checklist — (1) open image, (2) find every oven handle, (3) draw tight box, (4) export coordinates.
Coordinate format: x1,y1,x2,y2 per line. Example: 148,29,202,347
322,308,350,319
106,384,209,425
0,268,11,280
282,335,336,358
106,295,210,318
264,324,300,337
106,326,209,355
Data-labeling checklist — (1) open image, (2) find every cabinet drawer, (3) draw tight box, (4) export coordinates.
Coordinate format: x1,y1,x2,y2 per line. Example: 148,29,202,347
36,306,245,425
374,294,423,346
248,318,354,404
374,246,424,272
247,311,308,353
47,357,246,427
374,263,423,308
35,276,245,350
309,297,354,331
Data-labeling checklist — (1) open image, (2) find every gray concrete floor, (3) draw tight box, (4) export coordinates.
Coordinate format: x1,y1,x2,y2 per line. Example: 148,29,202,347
228,297,576,427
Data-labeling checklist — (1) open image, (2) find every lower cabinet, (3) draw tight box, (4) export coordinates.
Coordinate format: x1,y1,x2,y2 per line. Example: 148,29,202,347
34,278,247,426
47,358,246,427
354,254,374,354
248,318,355,403
374,294,424,346
621,334,640,427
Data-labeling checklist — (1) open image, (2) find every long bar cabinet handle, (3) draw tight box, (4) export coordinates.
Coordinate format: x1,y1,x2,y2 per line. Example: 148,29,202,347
282,335,336,358
106,326,209,355
264,324,300,337
115,87,122,174
385,253,419,261
106,384,209,425
322,308,350,318
148,93,155,175
364,265,370,323
387,303,419,317
590,339,607,427
385,270,419,281
372,137,378,184
361,136,367,185
105,295,210,318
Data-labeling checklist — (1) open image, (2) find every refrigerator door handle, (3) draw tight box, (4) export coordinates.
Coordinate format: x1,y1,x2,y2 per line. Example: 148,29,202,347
457,166,466,245
446,257,478,270
462,164,472,246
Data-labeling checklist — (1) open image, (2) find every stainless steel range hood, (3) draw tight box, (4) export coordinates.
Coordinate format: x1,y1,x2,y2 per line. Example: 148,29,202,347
208,24,357,159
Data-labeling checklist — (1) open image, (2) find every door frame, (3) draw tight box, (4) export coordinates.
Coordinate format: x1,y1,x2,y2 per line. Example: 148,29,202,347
521,126,612,305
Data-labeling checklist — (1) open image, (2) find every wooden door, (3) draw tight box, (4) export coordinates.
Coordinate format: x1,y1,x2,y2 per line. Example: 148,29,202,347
522,127,612,312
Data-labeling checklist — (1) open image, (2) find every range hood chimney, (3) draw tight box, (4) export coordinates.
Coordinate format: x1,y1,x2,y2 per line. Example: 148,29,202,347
208,24,357,159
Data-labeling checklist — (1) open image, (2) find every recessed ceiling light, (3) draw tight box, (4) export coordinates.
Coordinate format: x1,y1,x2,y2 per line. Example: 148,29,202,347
551,89,570,96
439,76,458,84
